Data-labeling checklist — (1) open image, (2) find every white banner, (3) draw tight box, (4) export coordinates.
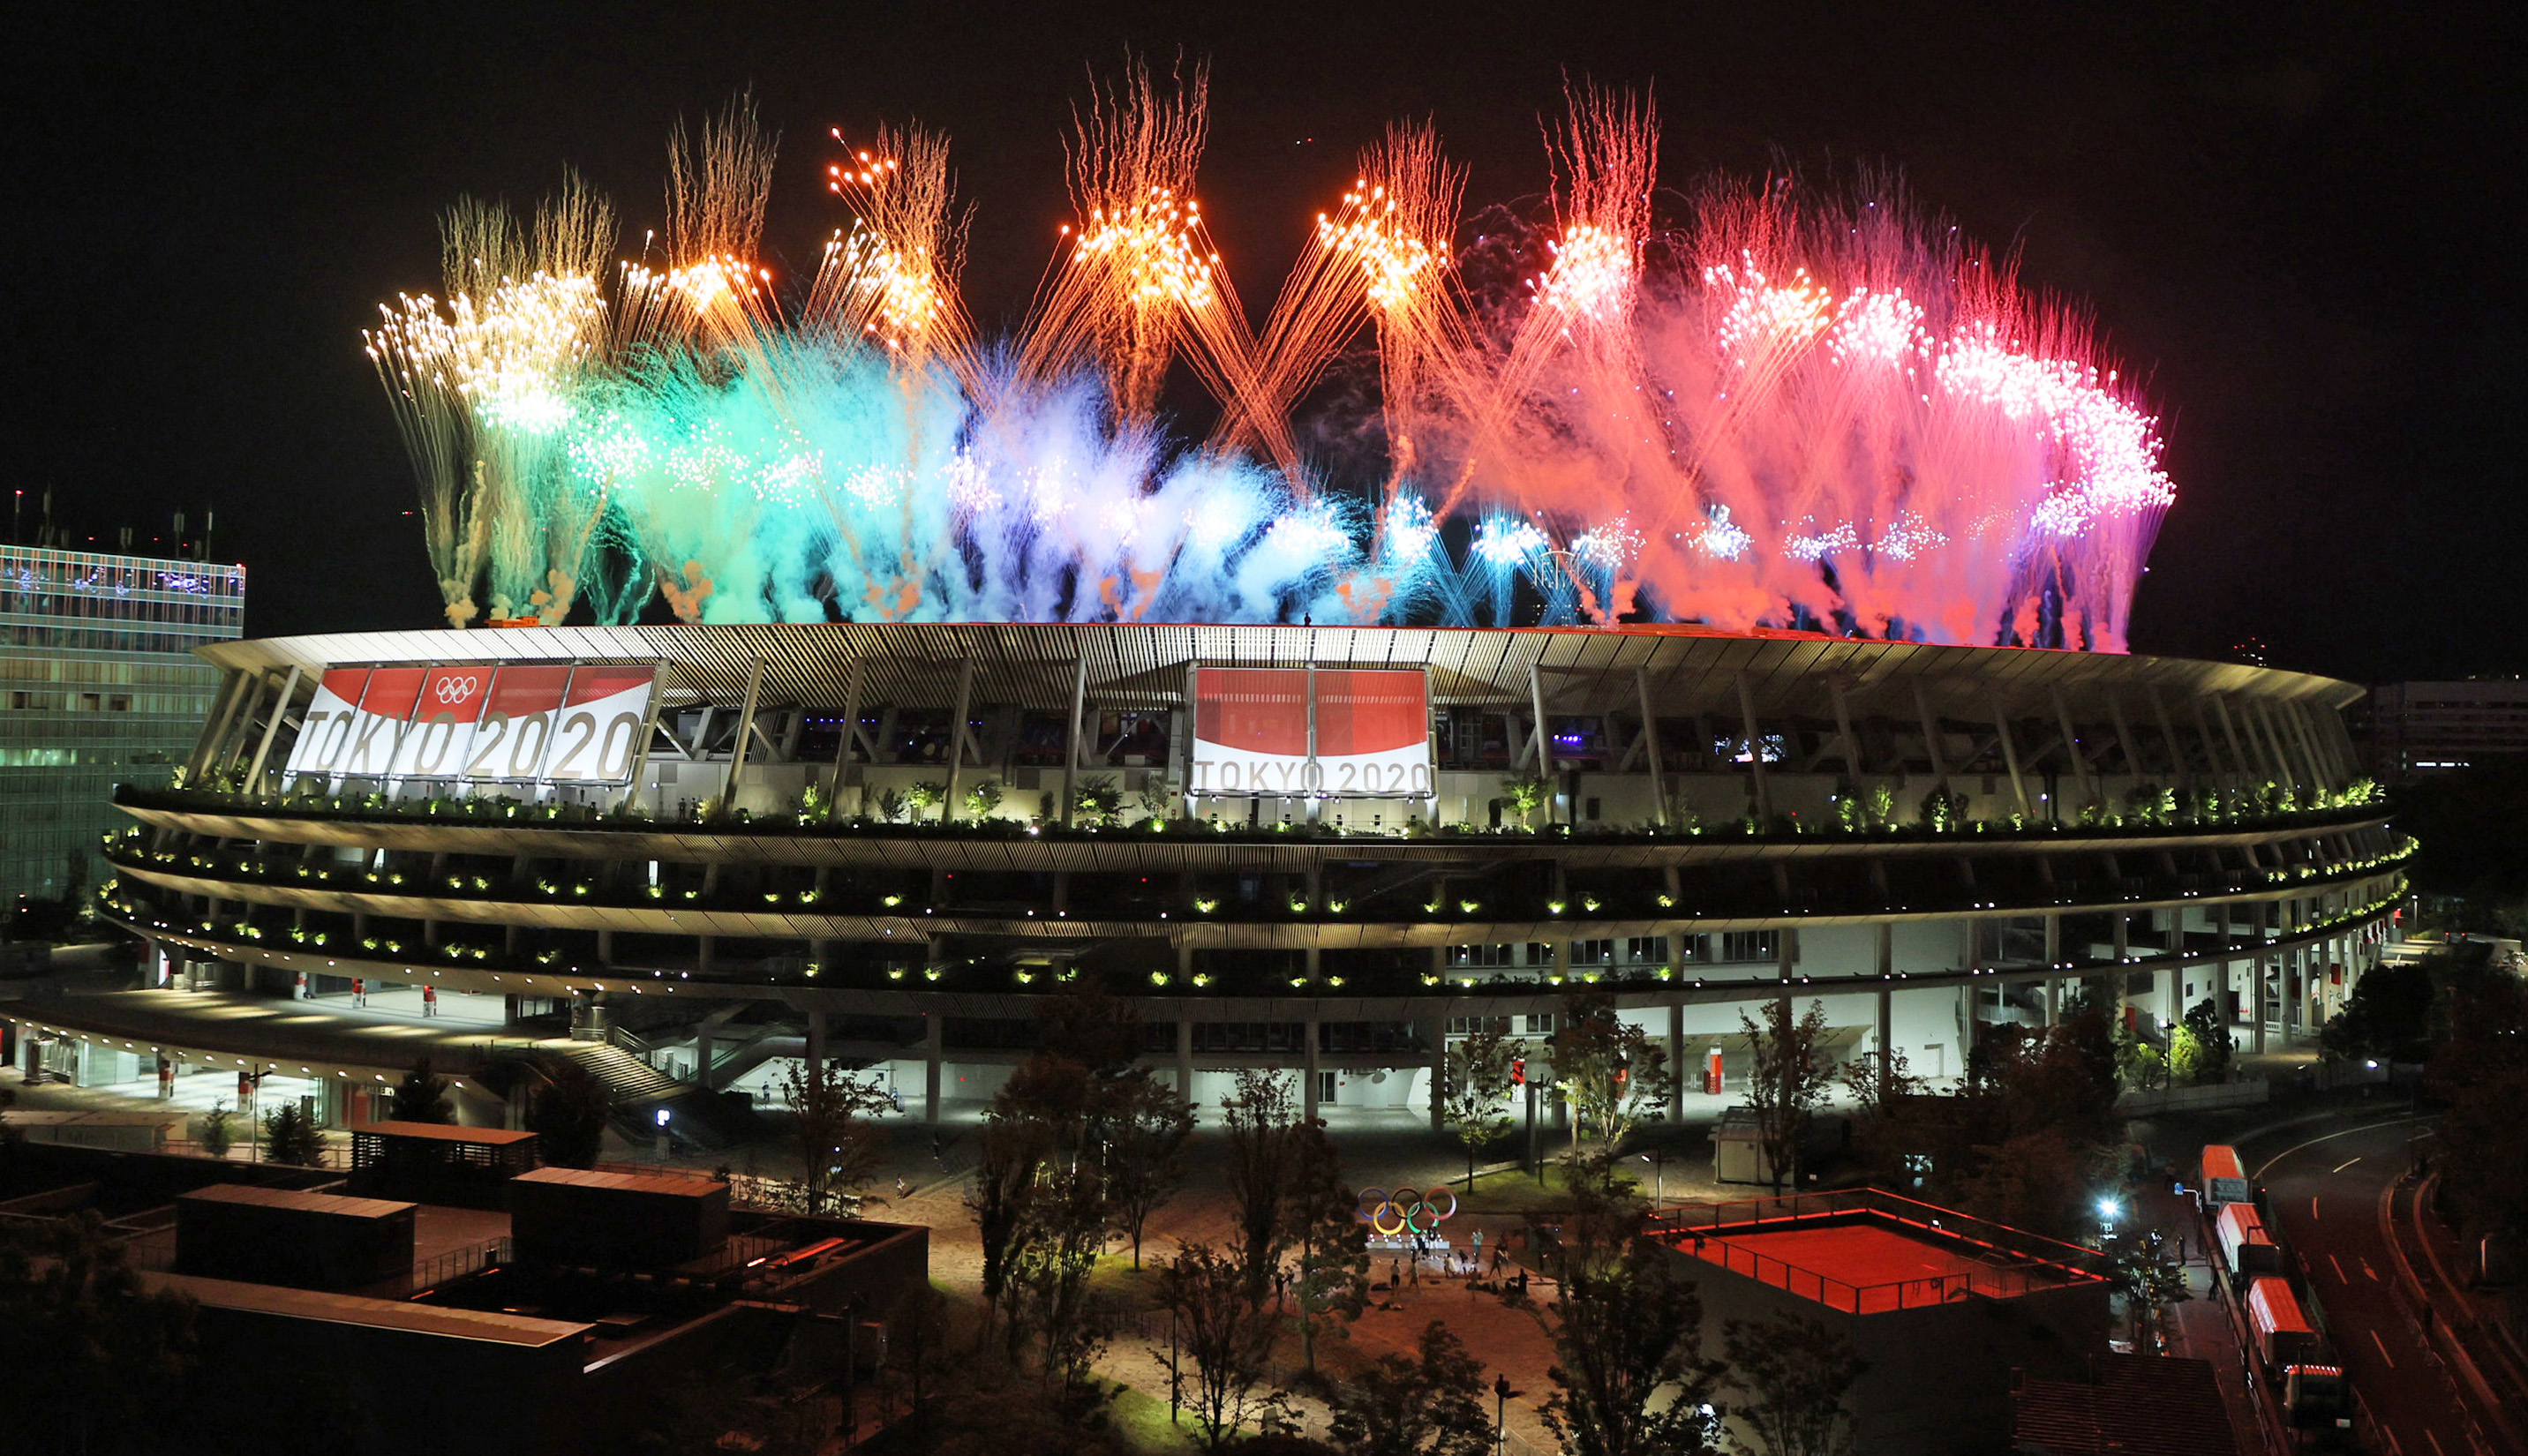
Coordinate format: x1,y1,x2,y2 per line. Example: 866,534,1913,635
283,662,654,784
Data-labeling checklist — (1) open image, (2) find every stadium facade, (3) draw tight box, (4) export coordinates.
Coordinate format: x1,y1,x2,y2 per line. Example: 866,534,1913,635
68,621,2404,1132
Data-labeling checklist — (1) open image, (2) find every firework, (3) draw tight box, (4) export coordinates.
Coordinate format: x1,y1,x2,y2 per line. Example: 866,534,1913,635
362,80,2173,649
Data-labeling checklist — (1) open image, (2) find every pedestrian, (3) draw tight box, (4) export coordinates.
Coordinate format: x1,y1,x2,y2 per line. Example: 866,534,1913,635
895,1176,909,1199
1390,1258,1401,1288
352,977,365,1008
422,983,438,1017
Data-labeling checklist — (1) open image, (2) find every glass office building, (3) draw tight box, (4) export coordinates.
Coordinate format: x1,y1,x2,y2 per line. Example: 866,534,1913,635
0,545,245,909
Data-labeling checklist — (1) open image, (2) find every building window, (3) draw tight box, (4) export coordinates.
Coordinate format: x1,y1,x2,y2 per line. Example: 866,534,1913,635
1524,1013,1556,1035
1573,939,1613,964
1720,930,1779,963
1624,935,1669,964
1448,943,1514,968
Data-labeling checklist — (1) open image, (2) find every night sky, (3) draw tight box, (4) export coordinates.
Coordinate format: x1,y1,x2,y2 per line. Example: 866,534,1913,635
7,3,2517,685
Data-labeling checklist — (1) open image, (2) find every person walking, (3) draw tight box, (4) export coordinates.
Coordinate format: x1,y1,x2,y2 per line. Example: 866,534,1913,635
351,977,366,1008
421,983,438,1017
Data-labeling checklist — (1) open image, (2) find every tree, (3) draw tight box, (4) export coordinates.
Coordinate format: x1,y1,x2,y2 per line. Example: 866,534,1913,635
964,778,1006,820
526,1057,612,1168
389,1056,453,1123
1006,1152,1114,1402
1532,1188,1726,1456
779,1056,893,1214
1222,1068,1305,1307
196,1099,235,1159
887,1280,957,1440
1103,1074,1196,1268
2427,963,2528,1239
1327,1320,1496,1456
1721,1315,1867,1456
1287,1120,1370,1372
1161,1241,1289,1453
967,1105,1050,1320
2107,1230,2191,1351
260,1100,325,1166
1072,774,1122,826
1441,1025,1526,1186
2110,1022,2166,1092
2178,997,2235,1085
1741,1000,1833,1193
2321,955,2441,1063
1501,774,1551,827
1557,988,1673,1160
0,1210,198,1456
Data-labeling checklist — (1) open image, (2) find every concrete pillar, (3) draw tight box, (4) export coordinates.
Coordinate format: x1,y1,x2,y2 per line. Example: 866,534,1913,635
1304,1017,1322,1123
1667,1001,1686,1121
1426,1015,1448,1132
923,1012,944,1127
805,1007,827,1085
695,1022,716,1088
596,928,614,964
2253,958,2268,1054
1177,1016,1194,1101
1876,987,1894,1098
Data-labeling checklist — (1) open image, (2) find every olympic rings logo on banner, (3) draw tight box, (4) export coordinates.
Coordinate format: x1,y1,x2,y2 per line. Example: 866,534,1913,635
434,677,479,703
1357,1185,1457,1239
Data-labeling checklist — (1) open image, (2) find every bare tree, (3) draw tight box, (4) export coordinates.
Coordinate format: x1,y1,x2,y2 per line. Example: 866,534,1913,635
1221,1068,1305,1307
1555,989,1674,1160
1441,1024,1526,1186
1102,1073,1196,1269
1287,1120,1369,1372
779,1055,895,1214
1531,1182,1727,1456
1158,1241,1289,1453
1740,1000,1833,1193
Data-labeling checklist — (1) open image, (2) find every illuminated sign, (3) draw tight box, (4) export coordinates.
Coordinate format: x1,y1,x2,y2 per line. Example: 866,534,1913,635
1188,665,1431,798
284,663,655,784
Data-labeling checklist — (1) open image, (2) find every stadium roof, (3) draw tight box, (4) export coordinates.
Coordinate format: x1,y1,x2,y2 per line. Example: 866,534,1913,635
199,621,2364,717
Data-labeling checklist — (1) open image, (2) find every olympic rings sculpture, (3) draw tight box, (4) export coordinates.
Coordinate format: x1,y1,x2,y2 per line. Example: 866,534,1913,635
1357,1185,1458,1238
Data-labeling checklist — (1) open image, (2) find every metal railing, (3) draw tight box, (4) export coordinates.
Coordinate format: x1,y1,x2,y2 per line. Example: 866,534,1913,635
1640,1188,2111,1313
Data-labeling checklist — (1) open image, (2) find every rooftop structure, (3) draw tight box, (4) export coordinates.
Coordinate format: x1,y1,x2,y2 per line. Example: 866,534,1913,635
1651,1190,2115,1456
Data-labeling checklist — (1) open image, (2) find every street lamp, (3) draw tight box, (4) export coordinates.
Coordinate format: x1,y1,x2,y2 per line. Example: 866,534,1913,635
653,1107,671,1164
1494,1372,1515,1455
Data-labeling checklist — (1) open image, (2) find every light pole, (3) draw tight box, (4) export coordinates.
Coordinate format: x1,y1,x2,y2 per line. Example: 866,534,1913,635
1494,1372,1514,1455
653,1107,671,1164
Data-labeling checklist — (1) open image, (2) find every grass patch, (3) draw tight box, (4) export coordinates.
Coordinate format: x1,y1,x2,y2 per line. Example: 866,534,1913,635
1108,1381,1203,1453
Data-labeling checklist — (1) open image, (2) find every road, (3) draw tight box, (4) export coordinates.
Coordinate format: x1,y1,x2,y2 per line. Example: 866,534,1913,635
2246,1114,2494,1456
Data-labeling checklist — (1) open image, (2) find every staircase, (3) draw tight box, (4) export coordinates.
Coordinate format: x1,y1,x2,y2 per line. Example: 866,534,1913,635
505,1036,760,1153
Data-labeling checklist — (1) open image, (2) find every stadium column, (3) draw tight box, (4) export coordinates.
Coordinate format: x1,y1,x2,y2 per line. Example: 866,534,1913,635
1875,987,1893,1099
943,659,975,822
1305,1016,1322,1123
1176,1013,1193,1101
1734,673,1772,824
1529,664,1555,823
924,1011,944,1127
2147,687,2194,793
2048,690,2095,813
1913,681,1951,798
1990,695,2033,819
1426,1013,1447,1131
1636,668,1669,826
804,1008,825,1091
184,668,251,782
1667,1001,1685,1122
1062,653,1087,828
242,664,301,793
715,657,764,821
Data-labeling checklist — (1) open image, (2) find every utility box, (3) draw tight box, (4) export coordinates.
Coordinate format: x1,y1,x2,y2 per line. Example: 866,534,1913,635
176,1183,418,1292
508,1167,730,1269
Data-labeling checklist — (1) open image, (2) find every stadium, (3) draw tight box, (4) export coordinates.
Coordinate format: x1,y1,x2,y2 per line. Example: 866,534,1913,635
34,619,2404,1142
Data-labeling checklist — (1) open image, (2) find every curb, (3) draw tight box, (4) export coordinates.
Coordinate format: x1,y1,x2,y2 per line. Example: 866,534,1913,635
2378,1170,2523,1456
